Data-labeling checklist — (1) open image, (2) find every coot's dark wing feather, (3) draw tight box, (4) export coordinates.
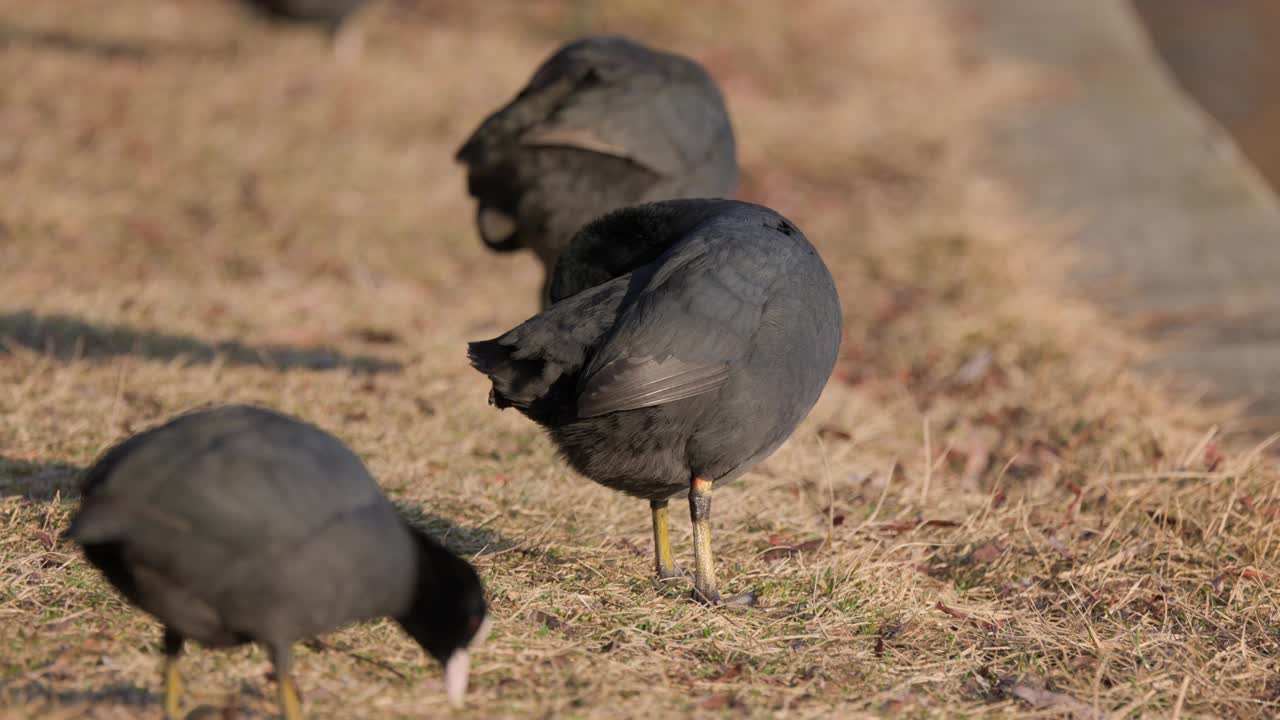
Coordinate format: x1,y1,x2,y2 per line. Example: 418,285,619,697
576,217,794,418
577,356,730,418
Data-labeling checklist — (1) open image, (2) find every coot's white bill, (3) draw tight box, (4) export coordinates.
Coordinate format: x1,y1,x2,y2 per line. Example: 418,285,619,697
444,614,491,707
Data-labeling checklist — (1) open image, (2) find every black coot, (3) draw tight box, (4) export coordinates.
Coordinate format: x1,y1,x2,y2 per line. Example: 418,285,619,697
456,35,738,306
468,199,842,604
65,405,488,719
238,0,368,62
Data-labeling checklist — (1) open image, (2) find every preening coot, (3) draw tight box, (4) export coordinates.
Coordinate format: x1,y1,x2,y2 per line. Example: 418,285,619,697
468,199,842,603
456,35,738,306
65,405,489,719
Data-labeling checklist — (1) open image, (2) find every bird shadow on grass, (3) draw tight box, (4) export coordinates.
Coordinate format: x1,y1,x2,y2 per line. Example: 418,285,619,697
0,311,401,374
0,681,161,713
0,23,233,62
392,502,515,558
0,456,81,502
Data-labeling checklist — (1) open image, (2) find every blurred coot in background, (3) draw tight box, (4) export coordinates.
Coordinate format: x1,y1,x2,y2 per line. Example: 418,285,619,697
456,34,738,307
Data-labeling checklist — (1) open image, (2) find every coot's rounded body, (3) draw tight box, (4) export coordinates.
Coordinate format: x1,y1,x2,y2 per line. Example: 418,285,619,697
469,199,841,602
456,35,738,306
66,405,487,719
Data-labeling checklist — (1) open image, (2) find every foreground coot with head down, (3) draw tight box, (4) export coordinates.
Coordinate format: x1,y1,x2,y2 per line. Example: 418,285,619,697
469,199,841,604
65,405,488,719
456,35,738,306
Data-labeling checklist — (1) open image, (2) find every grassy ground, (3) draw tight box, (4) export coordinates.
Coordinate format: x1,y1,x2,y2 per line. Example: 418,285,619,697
1,1,1278,717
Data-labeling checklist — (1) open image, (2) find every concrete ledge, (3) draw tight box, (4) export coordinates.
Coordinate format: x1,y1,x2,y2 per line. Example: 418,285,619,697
961,0,1280,432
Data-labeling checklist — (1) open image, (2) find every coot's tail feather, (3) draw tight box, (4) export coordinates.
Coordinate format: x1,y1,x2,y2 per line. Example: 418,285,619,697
466,339,542,411
468,275,631,424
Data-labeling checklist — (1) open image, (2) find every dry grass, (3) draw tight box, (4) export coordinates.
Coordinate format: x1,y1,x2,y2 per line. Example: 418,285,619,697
1,1,1278,717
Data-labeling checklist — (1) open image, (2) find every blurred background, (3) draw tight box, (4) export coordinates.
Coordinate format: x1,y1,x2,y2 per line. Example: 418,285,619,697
4,0,1276,429
2,0,1280,716
1134,0,1280,189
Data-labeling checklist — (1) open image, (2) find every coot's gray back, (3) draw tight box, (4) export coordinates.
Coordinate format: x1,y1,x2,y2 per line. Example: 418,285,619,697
80,405,385,542
70,405,415,646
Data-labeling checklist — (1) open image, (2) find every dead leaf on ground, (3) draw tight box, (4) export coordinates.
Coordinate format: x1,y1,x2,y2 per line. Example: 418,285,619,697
767,533,797,547
872,287,925,325
1203,441,1225,472
32,530,55,551
1008,440,1062,474
832,362,863,386
1238,495,1280,517
1005,675,1103,720
530,610,563,631
874,518,961,534
761,537,825,561
615,537,646,558
955,425,999,487
701,694,733,711
935,602,1003,632
950,347,994,387
708,663,745,682
875,622,904,657
1043,533,1073,559
881,693,930,713
414,397,437,416
969,540,1004,564
817,424,852,441
349,327,402,345
1219,567,1268,581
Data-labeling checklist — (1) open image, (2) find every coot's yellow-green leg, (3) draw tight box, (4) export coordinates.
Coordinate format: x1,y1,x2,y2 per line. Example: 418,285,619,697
279,676,304,720
688,478,757,606
273,644,305,720
650,500,678,580
162,629,183,720
689,477,720,603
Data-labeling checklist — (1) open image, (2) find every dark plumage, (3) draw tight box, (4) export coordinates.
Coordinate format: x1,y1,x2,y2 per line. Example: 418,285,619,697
238,0,368,62
65,405,488,719
241,0,362,24
468,199,842,603
456,35,738,306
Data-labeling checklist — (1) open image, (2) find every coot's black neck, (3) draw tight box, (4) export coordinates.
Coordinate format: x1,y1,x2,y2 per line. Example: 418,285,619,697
395,526,486,664
548,198,739,302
